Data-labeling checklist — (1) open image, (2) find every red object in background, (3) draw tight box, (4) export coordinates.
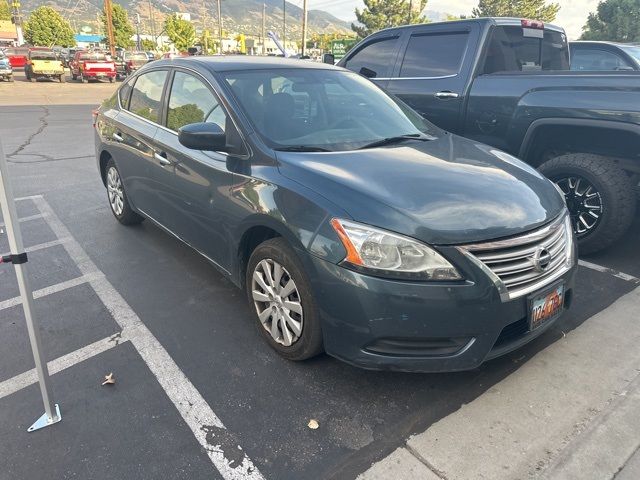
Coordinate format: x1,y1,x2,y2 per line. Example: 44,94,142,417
4,47,29,68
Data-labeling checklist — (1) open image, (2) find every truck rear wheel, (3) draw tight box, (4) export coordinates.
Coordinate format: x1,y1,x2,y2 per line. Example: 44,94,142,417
539,153,636,254
81,75,88,84
72,73,77,80
59,74,65,83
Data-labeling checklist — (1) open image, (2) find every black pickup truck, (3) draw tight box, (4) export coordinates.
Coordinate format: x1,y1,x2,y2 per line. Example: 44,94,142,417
339,18,640,253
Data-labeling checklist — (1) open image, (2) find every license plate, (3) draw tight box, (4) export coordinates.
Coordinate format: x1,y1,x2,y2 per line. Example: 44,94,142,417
529,284,564,331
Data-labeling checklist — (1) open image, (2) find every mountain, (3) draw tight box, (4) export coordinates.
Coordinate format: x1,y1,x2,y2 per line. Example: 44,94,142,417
20,0,353,38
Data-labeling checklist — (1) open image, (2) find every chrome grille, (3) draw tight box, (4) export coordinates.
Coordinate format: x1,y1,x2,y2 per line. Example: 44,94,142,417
458,214,574,301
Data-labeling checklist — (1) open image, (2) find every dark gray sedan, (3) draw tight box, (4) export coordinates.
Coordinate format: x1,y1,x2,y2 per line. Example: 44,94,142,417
94,57,577,372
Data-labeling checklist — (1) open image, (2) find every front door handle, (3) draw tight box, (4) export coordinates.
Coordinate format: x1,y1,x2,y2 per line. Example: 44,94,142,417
154,151,171,166
112,132,124,142
435,91,460,99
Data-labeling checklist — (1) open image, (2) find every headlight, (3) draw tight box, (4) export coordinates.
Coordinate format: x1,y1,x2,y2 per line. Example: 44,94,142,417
330,218,462,280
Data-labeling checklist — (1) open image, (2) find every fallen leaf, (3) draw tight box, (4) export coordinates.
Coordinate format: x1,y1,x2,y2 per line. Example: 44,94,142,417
308,419,319,430
102,372,115,386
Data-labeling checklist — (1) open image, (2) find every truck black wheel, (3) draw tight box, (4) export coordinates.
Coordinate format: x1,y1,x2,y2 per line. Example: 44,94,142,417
539,153,636,254
72,73,77,80
59,74,66,83
8,76,13,82
81,76,88,83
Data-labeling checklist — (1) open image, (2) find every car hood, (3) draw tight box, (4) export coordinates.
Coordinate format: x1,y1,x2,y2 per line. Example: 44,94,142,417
276,133,565,245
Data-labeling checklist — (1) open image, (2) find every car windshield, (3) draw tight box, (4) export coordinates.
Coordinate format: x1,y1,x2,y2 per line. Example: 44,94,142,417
222,68,438,151
620,45,640,65
30,51,57,60
79,53,107,61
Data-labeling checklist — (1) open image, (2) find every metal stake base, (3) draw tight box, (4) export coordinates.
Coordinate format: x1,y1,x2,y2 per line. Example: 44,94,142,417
27,404,61,432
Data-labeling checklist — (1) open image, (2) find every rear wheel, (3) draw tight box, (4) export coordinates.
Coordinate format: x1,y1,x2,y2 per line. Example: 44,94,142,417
81,75,88,83
59,74,65,83
105,159,144,225
246,238,323,361
109,76,115,83
539,153,636,254
72,73,77,80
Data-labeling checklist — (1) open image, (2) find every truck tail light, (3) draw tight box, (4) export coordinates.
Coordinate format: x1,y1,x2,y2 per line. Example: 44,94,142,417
521,19,544,29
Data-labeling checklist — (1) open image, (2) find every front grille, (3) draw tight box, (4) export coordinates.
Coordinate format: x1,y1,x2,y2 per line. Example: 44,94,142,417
459,214,573,300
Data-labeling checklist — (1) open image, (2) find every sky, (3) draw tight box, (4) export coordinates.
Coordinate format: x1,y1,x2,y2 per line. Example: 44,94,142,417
318,0,600,40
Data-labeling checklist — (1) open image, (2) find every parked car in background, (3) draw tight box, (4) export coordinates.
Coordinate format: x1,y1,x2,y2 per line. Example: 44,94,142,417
570,41,640,71
339,18,640,254
4,47,28,68
145,51,155,61
63,48,84,68
94,57,576,372
114,51,149,79
70,51,116,83
25,48,66,82
0,50,13,82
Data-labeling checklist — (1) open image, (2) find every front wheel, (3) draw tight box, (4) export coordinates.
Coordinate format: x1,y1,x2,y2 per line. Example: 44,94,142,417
539,153,636,254
105,159,144,225
246,238,323,361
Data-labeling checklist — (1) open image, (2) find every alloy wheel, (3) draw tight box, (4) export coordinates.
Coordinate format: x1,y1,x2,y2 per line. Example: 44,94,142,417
106,166,125,216
251,259,303,347
555,176,603,237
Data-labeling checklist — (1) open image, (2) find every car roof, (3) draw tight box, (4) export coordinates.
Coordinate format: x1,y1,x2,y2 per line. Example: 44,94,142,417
570,41,633,47
153,55,344,72
366,17,564,37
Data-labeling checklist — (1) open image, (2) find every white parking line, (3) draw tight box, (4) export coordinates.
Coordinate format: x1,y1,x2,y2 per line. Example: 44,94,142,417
32,195,265,480
1,237,70,257
0,212,47,229
579,259,640,284
0,333,128,400
0,271,102,311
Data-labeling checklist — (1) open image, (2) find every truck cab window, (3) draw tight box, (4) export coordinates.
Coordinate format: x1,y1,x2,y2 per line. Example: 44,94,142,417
344,37,398,78
399,32,469,78
483,26,569,74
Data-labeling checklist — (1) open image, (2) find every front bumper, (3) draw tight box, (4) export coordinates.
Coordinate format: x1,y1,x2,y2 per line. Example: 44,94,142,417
303,246,577,373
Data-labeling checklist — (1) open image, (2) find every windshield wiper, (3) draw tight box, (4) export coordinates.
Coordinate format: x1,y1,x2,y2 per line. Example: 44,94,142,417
274,146,332,152
358,133,429,150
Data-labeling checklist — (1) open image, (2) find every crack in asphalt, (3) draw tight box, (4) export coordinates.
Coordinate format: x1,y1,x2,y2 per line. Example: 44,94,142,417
8,154,93,164
8,106,50,158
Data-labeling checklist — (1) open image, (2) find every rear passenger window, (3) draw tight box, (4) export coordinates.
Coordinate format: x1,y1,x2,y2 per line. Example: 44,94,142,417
128,70,168,123
166,71,227,131
399,32,469,78
119,78,134,109
344,37,398,78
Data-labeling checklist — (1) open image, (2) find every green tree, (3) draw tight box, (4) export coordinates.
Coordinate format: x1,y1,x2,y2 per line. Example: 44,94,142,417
167,104,204,131
581,0,640,42
352,0,428,38
445,13,469,20
141,38,156,51
472,0,560,22
0,0,11,21
24,6,76,47
101,3,134,48
165,14,196,52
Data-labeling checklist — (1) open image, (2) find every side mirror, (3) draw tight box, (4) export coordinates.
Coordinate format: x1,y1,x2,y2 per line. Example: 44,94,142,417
322,53,335,65
359,67,377,78
178,122,226,151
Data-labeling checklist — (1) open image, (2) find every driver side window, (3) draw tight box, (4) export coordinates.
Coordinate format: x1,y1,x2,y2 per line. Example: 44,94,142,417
167,71,227,132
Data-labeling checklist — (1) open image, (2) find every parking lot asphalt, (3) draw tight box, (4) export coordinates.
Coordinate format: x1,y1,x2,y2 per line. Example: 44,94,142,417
0,90,639,479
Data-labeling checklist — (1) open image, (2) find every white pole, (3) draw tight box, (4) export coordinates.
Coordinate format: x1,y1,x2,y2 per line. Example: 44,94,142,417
0,139,61,432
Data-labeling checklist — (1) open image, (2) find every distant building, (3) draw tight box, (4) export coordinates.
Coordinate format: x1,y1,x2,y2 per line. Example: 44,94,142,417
74,34,104,49
0,20,18,47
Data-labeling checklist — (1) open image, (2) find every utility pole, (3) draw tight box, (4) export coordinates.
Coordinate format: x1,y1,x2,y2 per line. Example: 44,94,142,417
301,0,307,57
104,0,116,57
136,13,141,51
261,3,266,55
282,0,286,53
407,0,413,24
148,0,157,45
217,0,223,54
10,0,24,46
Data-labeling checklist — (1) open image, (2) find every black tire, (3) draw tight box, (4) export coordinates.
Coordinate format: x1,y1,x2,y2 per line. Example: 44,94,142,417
109,76,115,83
72,73,77,80
59,74,65,83
8,76,13,82
539,153,636,254
81,76,88,83
246,237,323,361
104,158,144,225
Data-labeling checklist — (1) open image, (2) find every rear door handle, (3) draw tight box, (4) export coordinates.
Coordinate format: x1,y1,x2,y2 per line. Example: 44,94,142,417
112,132,124,142
154,151,171,166
435,91,460,99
